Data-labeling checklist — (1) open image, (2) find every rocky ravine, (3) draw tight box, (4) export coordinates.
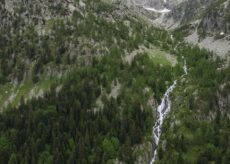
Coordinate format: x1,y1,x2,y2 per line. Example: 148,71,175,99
115,0,230,57
163,0,230,58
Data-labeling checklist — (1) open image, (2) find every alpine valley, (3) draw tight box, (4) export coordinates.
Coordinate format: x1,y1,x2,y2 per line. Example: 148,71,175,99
0,0,229,164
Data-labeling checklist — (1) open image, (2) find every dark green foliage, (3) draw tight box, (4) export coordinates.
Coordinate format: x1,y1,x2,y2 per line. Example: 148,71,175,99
156,42,230,163
1,1,229,164
0,50,175,163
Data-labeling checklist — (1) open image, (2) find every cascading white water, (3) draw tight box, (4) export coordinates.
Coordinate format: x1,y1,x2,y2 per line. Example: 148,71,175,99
150,80,177,164
150,59,188,164
182,56,188,76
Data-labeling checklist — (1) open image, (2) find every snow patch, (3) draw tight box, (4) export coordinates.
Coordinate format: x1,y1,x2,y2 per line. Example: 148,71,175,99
143,7,171,13
220,32,225,35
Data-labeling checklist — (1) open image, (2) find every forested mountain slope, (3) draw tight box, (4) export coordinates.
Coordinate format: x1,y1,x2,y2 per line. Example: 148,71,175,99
0,0,180,163
156,39,230,164
0,0,156,109
0,0,230,164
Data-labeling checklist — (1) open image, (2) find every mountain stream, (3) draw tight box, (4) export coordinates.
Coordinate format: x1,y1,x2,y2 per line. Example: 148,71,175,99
150,59,188,164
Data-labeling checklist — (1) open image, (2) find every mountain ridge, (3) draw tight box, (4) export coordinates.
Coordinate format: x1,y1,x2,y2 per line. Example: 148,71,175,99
115,0,230,57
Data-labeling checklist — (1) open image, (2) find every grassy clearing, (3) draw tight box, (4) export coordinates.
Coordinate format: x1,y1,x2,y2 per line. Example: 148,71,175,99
0,78,57,110
11,81,34,107
147,47,177,66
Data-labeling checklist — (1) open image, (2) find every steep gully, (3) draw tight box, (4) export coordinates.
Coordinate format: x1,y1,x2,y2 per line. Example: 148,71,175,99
150,58,188,164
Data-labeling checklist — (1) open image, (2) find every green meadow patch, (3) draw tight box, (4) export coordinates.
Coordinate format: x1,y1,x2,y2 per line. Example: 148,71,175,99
147,47,177,66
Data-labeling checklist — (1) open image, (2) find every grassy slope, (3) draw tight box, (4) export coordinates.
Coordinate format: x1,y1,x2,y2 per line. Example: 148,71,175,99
0,45,176,110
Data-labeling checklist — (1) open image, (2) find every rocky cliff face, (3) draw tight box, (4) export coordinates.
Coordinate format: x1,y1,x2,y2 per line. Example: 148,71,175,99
121,0,216,28
184,0,230,57
119,0,229,36
123,0,230,57
198,0,230,37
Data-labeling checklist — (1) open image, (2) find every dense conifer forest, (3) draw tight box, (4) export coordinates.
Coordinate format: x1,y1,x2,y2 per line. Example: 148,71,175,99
0,0,230,163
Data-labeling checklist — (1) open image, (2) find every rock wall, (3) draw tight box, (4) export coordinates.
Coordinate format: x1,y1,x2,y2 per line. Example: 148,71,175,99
199,0,230,36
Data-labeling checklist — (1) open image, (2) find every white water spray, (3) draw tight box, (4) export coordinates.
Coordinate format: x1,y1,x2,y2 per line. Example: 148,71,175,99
183,60,188,75
182,56,188,76
150,59,188,164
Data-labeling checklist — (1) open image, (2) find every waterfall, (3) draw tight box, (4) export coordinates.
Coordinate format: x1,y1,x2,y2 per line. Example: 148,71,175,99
150,59,188,164
183,57,188,75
